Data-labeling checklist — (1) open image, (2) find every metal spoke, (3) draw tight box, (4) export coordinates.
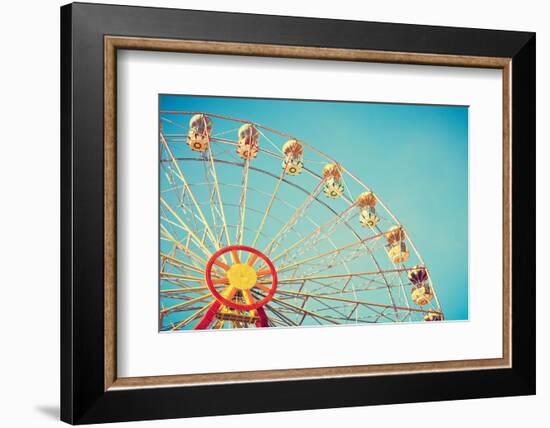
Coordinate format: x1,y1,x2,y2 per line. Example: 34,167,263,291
160,226,209,267
262,179,325,256
160,133,222,252
205,141,233,254
161,293,213,314
271,203,357,265
273,289,437,315
236,158,250,246
251,168,285,249
276,230,387,274
171,304,212,331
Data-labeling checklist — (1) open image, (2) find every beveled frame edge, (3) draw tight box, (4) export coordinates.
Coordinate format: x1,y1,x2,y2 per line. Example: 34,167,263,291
104,35,512,392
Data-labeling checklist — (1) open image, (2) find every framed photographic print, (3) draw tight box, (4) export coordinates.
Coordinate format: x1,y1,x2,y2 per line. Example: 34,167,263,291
61,2,536,424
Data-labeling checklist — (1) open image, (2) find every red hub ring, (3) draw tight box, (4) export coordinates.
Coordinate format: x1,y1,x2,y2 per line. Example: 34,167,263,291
205,245,277,311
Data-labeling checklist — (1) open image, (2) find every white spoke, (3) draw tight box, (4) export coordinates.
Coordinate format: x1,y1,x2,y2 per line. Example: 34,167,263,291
271,203,357,265
262,179,325,256
160,133,222,252
205,142,232,249
160,197,212,259
251,168,285,249
236,158,250,246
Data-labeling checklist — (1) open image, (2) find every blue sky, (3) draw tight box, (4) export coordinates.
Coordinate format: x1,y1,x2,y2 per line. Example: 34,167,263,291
160,94,468,321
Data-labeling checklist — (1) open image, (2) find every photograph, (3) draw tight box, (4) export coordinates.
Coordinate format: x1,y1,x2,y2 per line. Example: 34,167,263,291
159,95,469,331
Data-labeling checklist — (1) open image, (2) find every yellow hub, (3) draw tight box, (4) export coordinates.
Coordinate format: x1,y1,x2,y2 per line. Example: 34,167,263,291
226,263,257,290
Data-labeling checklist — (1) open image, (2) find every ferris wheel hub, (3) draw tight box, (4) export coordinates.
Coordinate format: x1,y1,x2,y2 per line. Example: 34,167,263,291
226,263,257,290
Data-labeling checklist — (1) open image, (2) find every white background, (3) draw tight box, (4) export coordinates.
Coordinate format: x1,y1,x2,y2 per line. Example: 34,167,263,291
0,0,546,427
118,51,503,377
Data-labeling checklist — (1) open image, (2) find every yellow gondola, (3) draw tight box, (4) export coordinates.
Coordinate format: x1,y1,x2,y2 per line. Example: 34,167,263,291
388,241,410,263
282,139,304,157
385,225,406,245
359,208,380,228
323,163,342,181
236,123,260,159
187,113,213,152
282,139,304,175
282,158,304,175
424,310,442,321
411,284,433,306
323,178,344,199
356,191,377,208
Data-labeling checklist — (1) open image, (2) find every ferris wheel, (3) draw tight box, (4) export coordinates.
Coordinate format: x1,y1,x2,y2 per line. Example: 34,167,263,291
159,111,444,331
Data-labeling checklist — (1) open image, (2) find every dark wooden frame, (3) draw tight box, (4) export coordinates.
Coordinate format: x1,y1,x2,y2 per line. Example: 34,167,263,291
61,2,536,424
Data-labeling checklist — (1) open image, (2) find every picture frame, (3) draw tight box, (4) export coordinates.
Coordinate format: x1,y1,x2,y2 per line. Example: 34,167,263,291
61,2,535,424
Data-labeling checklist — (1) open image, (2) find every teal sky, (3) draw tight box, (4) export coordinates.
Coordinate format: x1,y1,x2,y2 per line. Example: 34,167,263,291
160,94,468,321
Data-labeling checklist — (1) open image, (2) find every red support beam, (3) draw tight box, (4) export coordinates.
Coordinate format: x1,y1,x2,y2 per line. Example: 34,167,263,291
194,301,221,330
255,306,269,327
